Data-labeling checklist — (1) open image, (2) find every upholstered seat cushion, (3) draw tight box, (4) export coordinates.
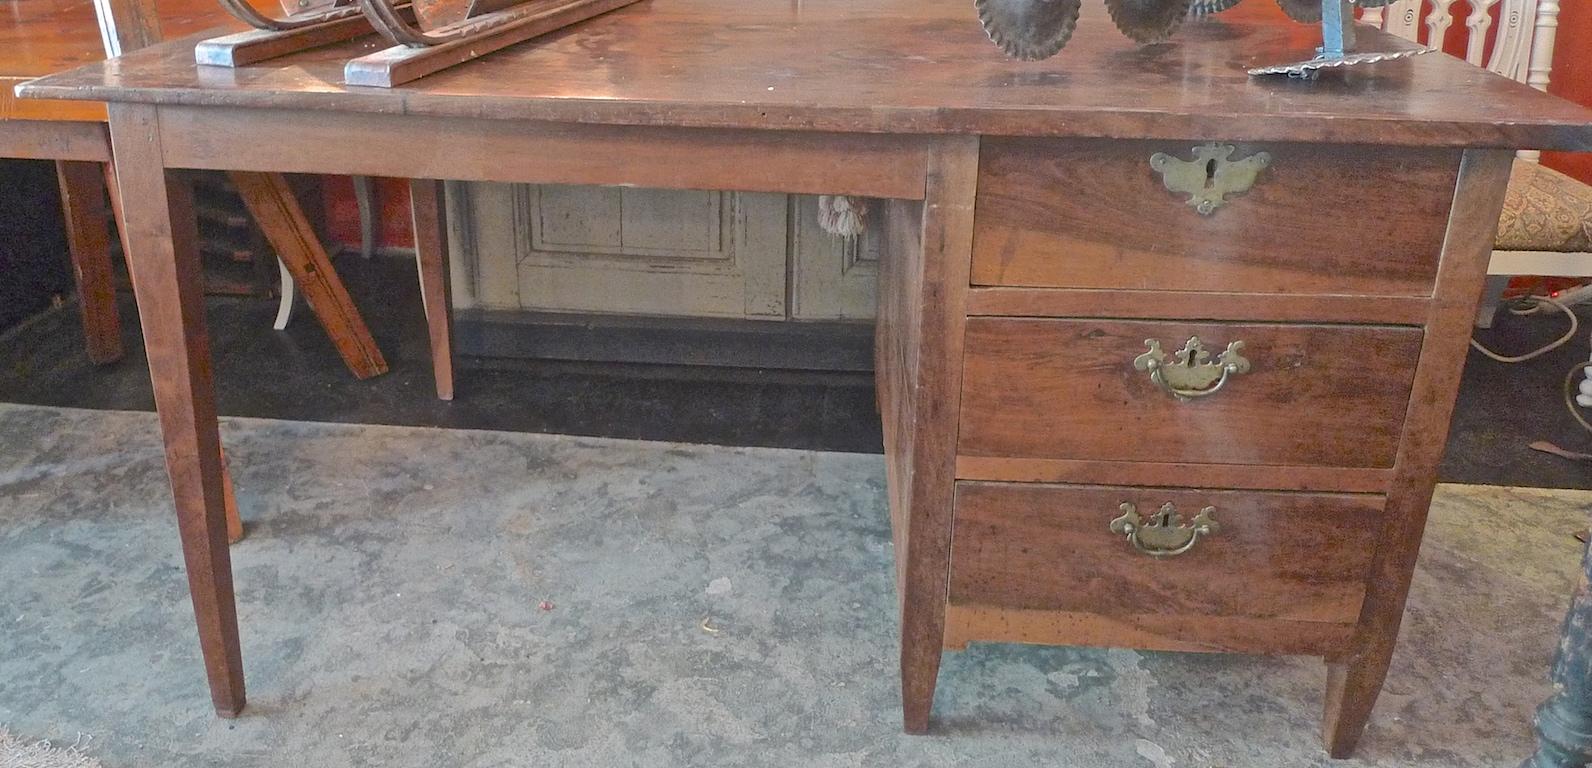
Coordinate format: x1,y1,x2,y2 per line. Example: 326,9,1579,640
1496,159,1592,253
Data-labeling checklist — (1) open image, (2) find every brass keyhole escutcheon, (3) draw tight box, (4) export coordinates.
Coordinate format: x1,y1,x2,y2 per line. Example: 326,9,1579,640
1149,143,1272,215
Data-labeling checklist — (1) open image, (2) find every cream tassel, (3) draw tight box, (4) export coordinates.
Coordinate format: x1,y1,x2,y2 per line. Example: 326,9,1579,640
818,195,869,239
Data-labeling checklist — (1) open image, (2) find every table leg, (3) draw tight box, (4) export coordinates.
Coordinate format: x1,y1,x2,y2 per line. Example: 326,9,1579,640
1521,535,1592,768
410,179,454,401
55,160,123,365
231,171,389,381
107,103,246,717
894,138,978,733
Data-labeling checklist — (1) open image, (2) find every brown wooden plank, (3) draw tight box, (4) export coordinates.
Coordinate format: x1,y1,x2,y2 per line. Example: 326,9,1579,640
972,139,1459,297
55,160,123,364
345,0,644,88
194,15,384,67
965,288,1432,326
891,136,974,732
230,170,389,380
19,1,1592,149
1320,149,1517,759
949,482,1383,623
409,179,455,401
154,106,930,199
106,101,245,718
943,605,1359,657
954,457,1396,494
0,120,112,162
958,318,1424,469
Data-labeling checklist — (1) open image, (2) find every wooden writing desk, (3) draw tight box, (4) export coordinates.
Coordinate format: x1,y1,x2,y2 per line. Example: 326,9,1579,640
20,0,1592,756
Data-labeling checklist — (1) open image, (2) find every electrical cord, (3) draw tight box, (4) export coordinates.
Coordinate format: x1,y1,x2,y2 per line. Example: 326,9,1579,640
1470,296,1579,363
1471,294,1591,437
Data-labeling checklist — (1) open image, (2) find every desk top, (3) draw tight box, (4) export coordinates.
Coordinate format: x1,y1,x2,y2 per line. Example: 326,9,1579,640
1,0,228,120
19,0,1592,148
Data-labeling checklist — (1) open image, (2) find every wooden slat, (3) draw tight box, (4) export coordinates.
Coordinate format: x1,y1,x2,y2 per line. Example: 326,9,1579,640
155,106,930,199
943,605,1359,657
345,0,644,88
965,288,1432,326
0,119,112,162
954,456,1396,494
195,15,385,67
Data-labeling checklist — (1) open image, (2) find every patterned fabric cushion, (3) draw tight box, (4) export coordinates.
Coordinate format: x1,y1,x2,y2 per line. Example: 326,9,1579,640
1496,159,1592,253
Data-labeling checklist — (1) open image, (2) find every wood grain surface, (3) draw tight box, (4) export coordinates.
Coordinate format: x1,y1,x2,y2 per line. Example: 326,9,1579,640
958,318,1424,468
0,0,225,122
973,139,1459,296
949,482,1384,625
17,0,1592,148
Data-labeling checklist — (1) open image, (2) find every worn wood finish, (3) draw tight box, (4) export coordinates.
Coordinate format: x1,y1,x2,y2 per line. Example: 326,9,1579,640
229,171,389,379
18,0,1592,751
153,107,930,199
1320,149,1518,759
965,288,1432,326
973,139,1459,296
106,102,245,717
0,0,220,123
0,120,112,162
19,0,1592,150
950,482,1383,625
55,160,123,365
345,0,644,88
876,137,978,734
958,318,1424,468
954,457,1396,494
409,179,455,401
943,605,1360,657
194,16,382,68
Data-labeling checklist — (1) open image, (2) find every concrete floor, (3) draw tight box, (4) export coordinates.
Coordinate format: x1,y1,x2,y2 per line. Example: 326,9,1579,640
1,403,1590,767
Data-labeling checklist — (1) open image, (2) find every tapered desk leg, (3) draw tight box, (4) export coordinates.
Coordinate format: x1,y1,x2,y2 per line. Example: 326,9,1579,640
410,179,454,401
1321,149,1515,758
56,160,123,365
886,138,978,733
107,103,246,717
104,165,250,548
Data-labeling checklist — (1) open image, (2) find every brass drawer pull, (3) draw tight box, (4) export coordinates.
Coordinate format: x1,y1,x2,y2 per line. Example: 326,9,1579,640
1110,502,1220,558
1133,336,1250,400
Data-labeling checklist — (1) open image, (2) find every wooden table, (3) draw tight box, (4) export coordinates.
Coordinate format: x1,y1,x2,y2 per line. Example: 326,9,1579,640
0,0,222,364
20,0,1592,756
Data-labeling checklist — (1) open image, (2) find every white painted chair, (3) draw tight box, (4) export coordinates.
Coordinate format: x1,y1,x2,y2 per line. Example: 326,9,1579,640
1362,0,1592,326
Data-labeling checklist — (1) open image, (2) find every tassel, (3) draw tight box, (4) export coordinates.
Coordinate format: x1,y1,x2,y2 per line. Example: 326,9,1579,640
818,195,869,239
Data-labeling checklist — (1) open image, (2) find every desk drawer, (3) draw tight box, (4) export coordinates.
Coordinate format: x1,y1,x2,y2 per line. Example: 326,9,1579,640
972,138,1459,296
946,481,1383,654
958,318,1422,468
